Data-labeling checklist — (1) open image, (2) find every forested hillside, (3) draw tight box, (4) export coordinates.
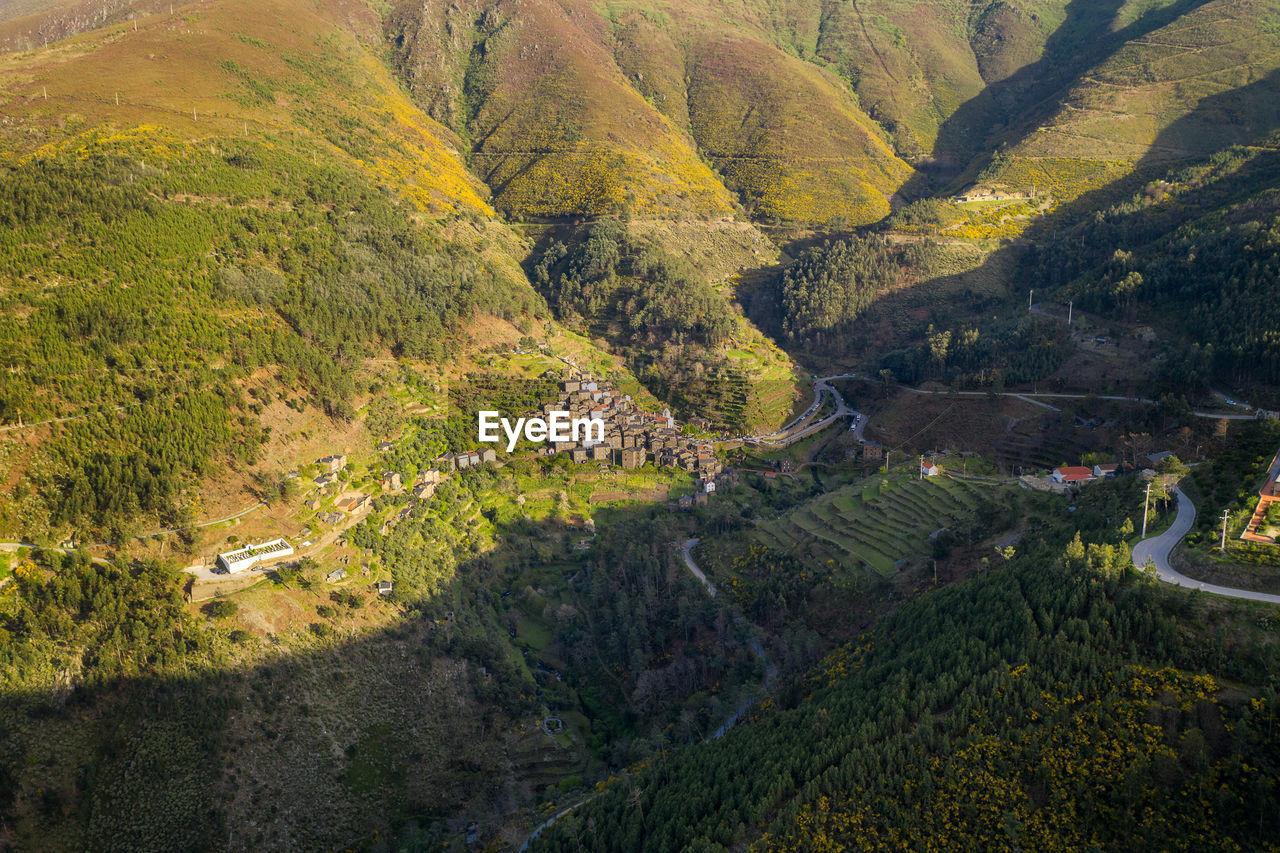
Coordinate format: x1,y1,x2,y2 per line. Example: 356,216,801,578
533,497,1280,851
0,126,539,541
531,221,788,431
0,0,551,542
1024,133,1280,396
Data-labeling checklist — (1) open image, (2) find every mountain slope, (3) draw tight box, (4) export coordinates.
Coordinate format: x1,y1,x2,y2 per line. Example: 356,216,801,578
967,0,1280,200
1026,126,1280,394
682,31,910,224
0,0,547,540
1014,0,1280,165
386,0,914,224
386,0,739,220
0,0,493,213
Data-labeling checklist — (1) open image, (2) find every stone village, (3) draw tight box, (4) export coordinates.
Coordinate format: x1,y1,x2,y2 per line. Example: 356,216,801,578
214,369,731,574
449,371,725,489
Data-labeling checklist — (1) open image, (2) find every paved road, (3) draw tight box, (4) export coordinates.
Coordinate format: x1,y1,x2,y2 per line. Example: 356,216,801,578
681,538,716,596
744,373,862,447
522,539,765,850
1028,302,1063,322
1011,394,1060,412
1131,487,1280,604
520,538,764,852
519,799,596,853
750,370,1253,454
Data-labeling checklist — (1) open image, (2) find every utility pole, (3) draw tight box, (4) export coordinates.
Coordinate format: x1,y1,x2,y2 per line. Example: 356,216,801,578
1221,509,1230,551
884,450,890,474
1067,300,1073,326
1141,481,1152,538
919,454,924,480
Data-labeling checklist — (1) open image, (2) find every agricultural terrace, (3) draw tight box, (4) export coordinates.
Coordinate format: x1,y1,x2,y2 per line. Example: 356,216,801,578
745,469,1004,578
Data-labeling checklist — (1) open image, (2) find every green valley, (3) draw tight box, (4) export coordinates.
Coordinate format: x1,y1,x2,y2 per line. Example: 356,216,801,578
1,0,1280,849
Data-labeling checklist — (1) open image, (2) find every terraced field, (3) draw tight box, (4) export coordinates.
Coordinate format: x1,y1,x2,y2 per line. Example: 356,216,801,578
754,472,1000,576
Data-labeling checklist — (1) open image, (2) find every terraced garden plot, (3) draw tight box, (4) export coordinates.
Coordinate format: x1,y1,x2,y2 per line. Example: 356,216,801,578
754,474,999,577
831,495,861,514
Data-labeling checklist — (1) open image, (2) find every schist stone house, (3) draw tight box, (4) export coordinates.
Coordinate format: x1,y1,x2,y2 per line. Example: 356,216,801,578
317,454,346,473
618,447,645,469
334,494,370,514
438,448,496,471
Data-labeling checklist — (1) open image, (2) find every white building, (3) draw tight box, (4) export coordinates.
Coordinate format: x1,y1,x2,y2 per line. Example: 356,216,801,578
216,538,295,574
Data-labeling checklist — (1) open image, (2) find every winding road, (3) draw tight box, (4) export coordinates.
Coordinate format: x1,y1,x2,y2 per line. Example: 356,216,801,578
739,371,1280,608
731,372,1277,605
740,371,1256,452
744,374,864,447
1131,487,1280,604
897,383,1254,420
681,537,716,596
